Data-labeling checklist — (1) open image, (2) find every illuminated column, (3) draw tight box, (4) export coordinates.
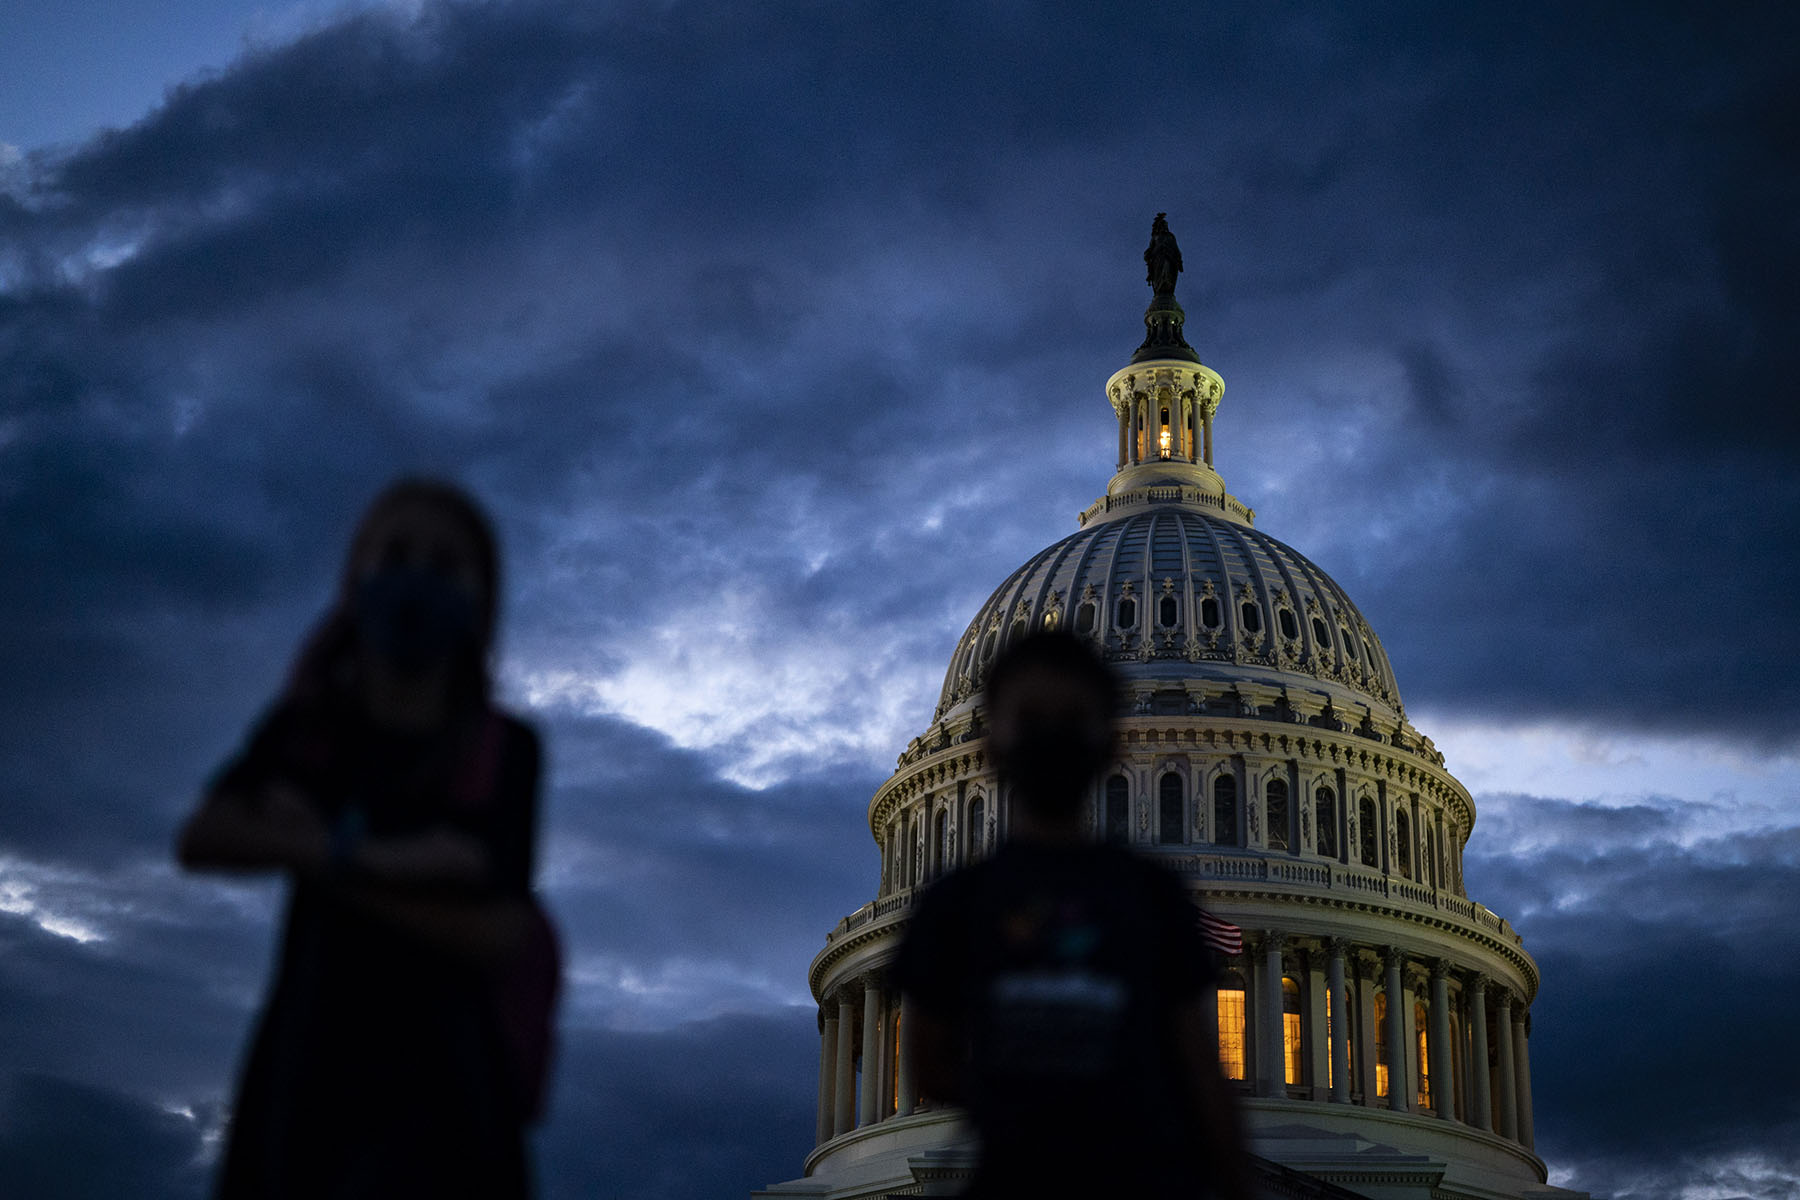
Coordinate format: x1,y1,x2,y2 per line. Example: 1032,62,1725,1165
1429,961,1455,1119
1129,392,1142,464
1515,1009,1535,1149
1494,990,1518,1141
895,998,917,1117
1328,939,1350,1104
1384,947,1408,1112
1258,932,1286,1097
819,1008,840,1143
1354,956,1379,1104
1467,975,1492,1130
1202,408,1214,467
859,976,882,1127
816,1009,835,1145
833,992,857,1137
1306,949,1329,1101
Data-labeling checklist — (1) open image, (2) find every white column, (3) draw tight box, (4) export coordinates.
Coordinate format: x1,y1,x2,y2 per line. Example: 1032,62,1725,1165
1384,947,1407,1112
859,978,882,1127
1494,990,1518,1141
1354,958,1378,1104
1259,932,1286,1097
1129,393,1141,465
1328,939,1350,1104
833,993,857,1137
816,1010,834,1145
1429,961,1455,1119
819,1010,840,1143
1306,949,1329,1101
1515,1009,1535,1149
895,998,917,1116
1468,975,1492,1131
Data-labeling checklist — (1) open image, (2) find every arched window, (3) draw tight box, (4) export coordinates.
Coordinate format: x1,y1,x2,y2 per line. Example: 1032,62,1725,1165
1315,787,1338,859
1374,990,1390,1098
1396,808,1412,879
1158,772,1183,844
1159,594,1178,627
1158,406,1173,458
1213,774,1238,846
1240,602,1261,634
1116,596,1137,629
910,815,924,885
1359,797,1379,867
1415,1000,1431,1109
935,810,952,878
1105,775,1130,843
1041,609,1059,631
969,795,986,863
1282,976,1304,1086
1200,596,1221,628
1266,779,1290,851
1075,601,1096,635
1217,971,1247,1080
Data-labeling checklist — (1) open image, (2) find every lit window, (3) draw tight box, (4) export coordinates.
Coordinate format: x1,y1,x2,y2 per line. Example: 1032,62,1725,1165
1416,1001,1431,1109
1283,977,1303,1086
1267,780,1289,852
1374,991,1389,1097
1159,408,1172,459
1325,986,1334,1089
1158,772,1183,844
1217,978,1246,1080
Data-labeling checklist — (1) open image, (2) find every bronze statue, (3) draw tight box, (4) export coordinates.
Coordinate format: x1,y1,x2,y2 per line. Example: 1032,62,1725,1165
1145,212,1182,297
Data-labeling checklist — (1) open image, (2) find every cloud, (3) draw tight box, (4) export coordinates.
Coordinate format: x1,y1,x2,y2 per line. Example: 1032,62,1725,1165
0,1074,213,1200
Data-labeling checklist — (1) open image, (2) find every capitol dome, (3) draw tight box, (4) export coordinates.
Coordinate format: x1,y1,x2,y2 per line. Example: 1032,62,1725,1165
935,507,1404,729
758,218,1582,1200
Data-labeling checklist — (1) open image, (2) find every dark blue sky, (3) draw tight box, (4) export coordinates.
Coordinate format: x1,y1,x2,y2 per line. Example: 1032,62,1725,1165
3,3,1797,1198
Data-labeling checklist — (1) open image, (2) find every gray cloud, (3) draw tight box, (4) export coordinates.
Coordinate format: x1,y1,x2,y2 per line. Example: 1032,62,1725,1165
1,1,1795,1195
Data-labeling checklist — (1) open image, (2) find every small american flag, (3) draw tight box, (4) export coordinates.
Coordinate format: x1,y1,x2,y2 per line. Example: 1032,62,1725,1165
1195,907,1243,957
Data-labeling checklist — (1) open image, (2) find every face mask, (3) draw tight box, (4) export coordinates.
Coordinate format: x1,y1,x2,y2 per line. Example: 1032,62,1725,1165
354,565,479,675
997,722,1110,816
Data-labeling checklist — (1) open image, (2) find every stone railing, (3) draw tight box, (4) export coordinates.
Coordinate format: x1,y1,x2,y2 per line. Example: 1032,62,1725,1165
822,861,1516,956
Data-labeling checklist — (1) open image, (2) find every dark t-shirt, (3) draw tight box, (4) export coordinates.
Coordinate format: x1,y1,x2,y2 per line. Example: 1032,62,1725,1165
210,700,540,1200
893,839,1216,1196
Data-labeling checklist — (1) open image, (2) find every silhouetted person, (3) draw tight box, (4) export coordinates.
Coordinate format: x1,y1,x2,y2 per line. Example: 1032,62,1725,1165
893,631,1250,1200
178,479,547,1199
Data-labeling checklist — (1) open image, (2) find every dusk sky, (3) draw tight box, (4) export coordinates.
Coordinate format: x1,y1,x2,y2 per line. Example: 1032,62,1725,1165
3,2,1797,1198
